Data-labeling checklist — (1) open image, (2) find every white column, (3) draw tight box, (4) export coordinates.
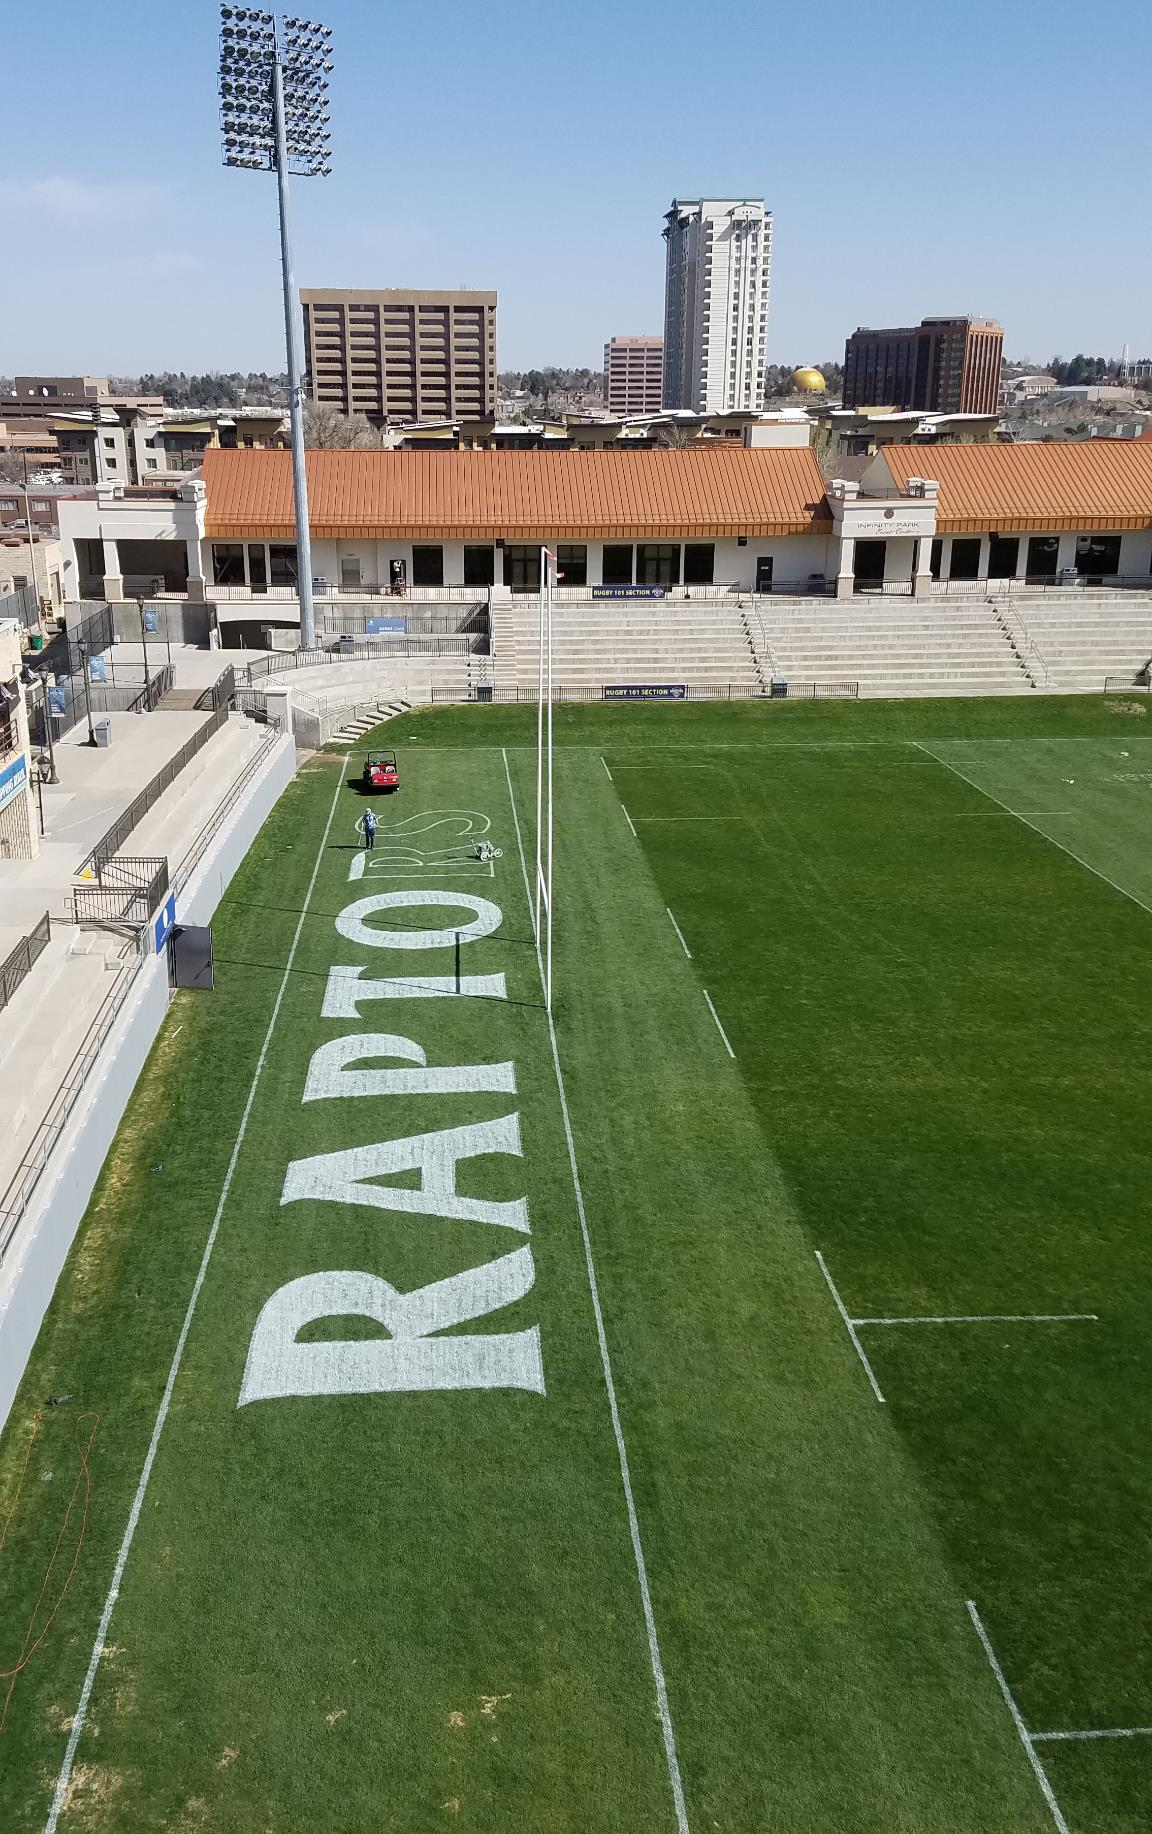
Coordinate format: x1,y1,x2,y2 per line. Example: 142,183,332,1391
101,534,123,601
836,534,855,598
912,537,933,599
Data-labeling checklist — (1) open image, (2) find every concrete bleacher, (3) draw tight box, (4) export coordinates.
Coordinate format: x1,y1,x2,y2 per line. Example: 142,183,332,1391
507,597,760,691
997,594,1152,691
758,597,1035,698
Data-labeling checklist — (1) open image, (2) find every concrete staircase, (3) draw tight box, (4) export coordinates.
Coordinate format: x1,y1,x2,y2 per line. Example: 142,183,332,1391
510,597,760,691
761,598,1035,698
329,699,412,743
996,594,1152,691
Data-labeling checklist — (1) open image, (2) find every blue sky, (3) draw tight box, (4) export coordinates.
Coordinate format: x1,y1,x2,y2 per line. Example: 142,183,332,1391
5,0,1148,375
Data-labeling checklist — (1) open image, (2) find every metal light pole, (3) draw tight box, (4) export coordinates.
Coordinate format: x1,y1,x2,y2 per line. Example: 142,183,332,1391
20,452,44,625
136,594,151,704
38,674,58,783
218,7,333,653
76,640,97,746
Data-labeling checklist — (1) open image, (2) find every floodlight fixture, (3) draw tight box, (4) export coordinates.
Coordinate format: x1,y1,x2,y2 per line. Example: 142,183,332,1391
218,5,333,648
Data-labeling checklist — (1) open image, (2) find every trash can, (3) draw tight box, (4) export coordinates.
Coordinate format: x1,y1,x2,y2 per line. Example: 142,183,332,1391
94,719,112,748
476,684,493,704
769,675,789,699
29,633,44,652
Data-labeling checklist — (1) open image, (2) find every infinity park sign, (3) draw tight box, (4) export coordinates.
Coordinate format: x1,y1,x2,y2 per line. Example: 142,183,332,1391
591,585,667,600
0,753,28,814
603,684,687,702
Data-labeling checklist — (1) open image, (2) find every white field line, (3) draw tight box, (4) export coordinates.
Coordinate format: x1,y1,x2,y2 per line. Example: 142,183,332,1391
814,1253,886,1404
45,761,346,1834
600,755,613,781
666,908,692,959
701,990,735,1059
620,803,638,838
1032,1727,1152,1742
501,748,690,1834
914,740,1152,923
854,1312,1098,1327
966,1601,1070,1834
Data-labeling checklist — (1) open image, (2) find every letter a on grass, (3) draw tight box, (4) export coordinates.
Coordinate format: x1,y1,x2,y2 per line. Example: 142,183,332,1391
239,1247,544,1401
282,1115,529,1232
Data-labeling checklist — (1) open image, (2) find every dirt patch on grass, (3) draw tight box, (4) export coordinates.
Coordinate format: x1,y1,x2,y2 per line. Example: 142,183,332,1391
217,1747,239,1769
61,1763,124,1821
1105,697,1148,716
324,1708,346,1727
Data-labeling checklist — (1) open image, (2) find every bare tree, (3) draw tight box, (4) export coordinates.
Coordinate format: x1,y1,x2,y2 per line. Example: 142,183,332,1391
302,401,383,449
654,422,699,450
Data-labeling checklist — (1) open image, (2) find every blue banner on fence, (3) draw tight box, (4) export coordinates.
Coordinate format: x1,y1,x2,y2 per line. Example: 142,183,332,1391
365,617,407,634
154,892,177,955
143,608,159,633
87,655,107,682
603,684,687,701
48,684,66,716
0,753,28,813
591,585,667,600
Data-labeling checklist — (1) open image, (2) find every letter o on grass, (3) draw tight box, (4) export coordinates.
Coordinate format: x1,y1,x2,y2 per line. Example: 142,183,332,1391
335,890,503,951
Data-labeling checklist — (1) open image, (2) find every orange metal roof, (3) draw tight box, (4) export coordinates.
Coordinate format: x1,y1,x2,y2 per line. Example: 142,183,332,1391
881,442,1152,534
202,446,832,541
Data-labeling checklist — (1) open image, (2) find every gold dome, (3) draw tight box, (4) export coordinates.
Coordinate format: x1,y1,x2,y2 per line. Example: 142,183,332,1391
792,367,827,393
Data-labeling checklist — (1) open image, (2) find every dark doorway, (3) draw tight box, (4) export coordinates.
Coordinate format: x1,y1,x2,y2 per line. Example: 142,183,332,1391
854,540,886,588
987,534,1019,578
1075,534,1121,579
602,544,633,586
1026,536,1059,579
504,546,540,593
755,556,774,593
948,538,981,581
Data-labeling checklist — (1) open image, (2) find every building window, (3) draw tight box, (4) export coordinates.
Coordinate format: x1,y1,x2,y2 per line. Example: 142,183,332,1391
636,543,680,587
556,544,587,587
948,537,981,581
463,545,495,587
339,556,362,590
32,500,49,512
212,543,246,586
930,538,943,579
145,458,158,469
1075,534,1121,578
106,458,117,470
268,544,298,587
145,437,157,448
602,544,633,586
987,533,1019,578
411,545,444,588
683,543,715,585
0,499,15,511
1026,536,1059,579
103,436,116,448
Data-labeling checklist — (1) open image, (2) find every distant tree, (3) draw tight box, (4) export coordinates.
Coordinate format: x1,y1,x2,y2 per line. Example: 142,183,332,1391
654,423,698,449
302,401,383,449
0,450,32,484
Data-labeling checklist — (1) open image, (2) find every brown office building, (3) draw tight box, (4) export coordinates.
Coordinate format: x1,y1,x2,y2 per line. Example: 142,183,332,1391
300,289,497,427
603,336,665,415
843,317,1003,415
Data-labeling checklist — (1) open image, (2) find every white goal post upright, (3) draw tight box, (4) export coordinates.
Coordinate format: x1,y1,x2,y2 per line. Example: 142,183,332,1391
534,544,556,1010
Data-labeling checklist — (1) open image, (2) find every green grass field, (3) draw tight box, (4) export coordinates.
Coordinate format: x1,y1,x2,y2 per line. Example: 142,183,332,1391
3,692,1152,1831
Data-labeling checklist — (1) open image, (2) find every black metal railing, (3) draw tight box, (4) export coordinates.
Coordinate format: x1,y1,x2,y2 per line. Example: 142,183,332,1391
428,682,860,705
72,858,169,928
0,912,51,1011
318,607,489,637
243,635,484,682
77,702,229,874
194,665,236,712
1104,674,1152,693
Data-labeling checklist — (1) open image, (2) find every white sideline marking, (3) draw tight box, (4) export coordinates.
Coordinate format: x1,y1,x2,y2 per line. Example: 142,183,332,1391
1032,1727,1152,1742
620,803,638,839
814,1252,886,1404
501,748,690,1834
45,763,347,1834
854,1312,1098,1327
915,741,1152,923
600,755,613,782
666,908,692,959
966,1601,1070,1834
701,990,735,1059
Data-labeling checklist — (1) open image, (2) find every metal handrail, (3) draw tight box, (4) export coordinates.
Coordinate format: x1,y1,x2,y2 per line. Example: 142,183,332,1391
0,913,51,1012
429,681,859,704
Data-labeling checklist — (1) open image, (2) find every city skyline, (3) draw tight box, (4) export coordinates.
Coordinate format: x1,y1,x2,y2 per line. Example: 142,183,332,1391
1,0,1149,376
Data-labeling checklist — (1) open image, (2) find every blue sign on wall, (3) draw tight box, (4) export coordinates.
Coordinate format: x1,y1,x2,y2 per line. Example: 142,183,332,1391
603,684,687,702
0,754,28,814
591,586,667,600
365,617,407,634
154,892,177,954
143,608,159,633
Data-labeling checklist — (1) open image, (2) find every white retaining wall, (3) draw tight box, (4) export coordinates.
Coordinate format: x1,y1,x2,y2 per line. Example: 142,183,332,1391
0,732,296,1431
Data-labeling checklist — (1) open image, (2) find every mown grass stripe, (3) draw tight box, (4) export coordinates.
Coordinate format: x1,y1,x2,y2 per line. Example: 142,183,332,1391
44,762,345,1834
501,746,690,1834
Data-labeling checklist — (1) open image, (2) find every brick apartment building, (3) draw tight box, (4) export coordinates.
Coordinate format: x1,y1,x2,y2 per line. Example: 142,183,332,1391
300,289,497,427
843,317,1004,415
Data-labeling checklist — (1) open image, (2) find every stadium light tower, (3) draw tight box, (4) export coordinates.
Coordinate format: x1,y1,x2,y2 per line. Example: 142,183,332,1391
218,7,333,651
